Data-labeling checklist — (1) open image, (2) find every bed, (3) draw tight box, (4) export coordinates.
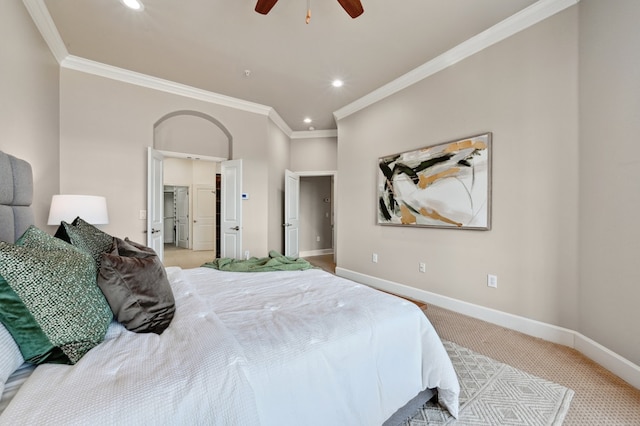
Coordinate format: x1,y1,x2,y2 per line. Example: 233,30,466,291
0,150,459,425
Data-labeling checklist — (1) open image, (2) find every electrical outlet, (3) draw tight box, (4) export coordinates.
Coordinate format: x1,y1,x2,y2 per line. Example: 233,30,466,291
316,236,321,242
487,274,498,288
372,253,378,263
419,262,426,273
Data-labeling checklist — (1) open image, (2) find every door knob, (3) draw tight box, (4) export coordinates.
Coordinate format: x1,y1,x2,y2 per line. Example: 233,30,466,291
230,226,240,231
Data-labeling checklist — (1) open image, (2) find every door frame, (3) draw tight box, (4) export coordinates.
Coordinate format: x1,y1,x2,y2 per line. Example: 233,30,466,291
148,149,232,260
289,170,337,262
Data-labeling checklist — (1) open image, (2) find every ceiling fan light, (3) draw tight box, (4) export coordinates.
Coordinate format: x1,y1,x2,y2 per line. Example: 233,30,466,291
121,0,144,11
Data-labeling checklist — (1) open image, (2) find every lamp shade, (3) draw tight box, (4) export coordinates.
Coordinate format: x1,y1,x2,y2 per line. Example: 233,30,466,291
47,195,109,225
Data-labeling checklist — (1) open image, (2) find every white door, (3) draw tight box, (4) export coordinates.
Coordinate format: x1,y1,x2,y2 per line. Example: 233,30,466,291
221,159,242,258
163,190,175,244
176,187,189,249
192,184,216,251
147,147,164,260
284,170,300,258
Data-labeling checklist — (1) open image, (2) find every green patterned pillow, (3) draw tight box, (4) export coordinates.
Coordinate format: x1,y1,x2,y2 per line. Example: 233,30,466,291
0,226,112,364
56,217,113,267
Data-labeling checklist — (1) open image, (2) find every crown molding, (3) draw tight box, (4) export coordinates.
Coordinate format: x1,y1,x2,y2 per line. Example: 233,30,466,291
61,55,274,117
290,129,338,140
22,0,68,63
24,0,578,136
22,0,292,134
268,109,293,136
334,0,579,121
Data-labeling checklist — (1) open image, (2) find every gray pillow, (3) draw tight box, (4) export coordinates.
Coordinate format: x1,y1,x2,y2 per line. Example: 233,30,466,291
97,238,175,334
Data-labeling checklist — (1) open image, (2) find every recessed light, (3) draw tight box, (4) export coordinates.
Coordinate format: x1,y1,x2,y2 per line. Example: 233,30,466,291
304,117,312,124
121,0,144,11
308,126,315,131
332,79,344,88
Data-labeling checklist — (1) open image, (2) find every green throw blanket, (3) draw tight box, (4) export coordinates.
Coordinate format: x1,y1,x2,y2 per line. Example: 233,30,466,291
202,250,314,272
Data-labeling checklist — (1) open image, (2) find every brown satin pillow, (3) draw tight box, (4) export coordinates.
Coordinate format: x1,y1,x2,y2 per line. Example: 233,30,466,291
97,238,175,334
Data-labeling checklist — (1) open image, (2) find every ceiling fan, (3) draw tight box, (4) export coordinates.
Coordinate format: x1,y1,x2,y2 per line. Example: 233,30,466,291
255,0,364,19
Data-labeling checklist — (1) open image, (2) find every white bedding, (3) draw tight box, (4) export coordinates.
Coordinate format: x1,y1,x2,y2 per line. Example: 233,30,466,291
0,267,459,425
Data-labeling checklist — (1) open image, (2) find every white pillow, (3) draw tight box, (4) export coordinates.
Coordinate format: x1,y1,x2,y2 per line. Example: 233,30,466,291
0,323,24,396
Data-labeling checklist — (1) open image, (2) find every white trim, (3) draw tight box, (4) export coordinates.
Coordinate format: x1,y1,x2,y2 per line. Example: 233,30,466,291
60,55,294,136
268,109,293,137
290,129,338,139
333,0,580,121
21,0,296,136
22,0,68,63
300,249,334,257
157,150,227,163
574,334,640,390
336,267,640,390
295,170,337,177
24,0,578,135
61,56,272,115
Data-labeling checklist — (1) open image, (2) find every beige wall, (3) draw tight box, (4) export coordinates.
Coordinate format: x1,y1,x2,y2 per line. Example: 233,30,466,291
0,1,59,227
336,7,580,331
10,0,639,368
164,158,217,187
578,0,640,364
154,113,230,159
164,158,193,186
290,137,337,172
266,120,291,254
59,69,274,257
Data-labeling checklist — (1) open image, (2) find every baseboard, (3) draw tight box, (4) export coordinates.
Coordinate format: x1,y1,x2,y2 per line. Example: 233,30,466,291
336,267,640,390
300,249,334,257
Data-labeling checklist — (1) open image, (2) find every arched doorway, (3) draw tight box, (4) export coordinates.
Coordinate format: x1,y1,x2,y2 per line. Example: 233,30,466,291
151,111,234,267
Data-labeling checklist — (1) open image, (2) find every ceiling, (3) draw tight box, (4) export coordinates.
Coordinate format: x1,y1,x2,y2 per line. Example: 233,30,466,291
41,0,538,132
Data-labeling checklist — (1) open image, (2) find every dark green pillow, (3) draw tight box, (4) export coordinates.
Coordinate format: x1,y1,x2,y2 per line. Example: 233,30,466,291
55,217,113,267
0,226,112,364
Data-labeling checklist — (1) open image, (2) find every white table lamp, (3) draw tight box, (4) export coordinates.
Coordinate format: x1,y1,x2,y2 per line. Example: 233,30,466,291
47,195,109,225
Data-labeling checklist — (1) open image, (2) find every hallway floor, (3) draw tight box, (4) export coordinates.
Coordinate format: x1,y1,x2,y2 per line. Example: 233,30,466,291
303,254,336,273
162,245,216,269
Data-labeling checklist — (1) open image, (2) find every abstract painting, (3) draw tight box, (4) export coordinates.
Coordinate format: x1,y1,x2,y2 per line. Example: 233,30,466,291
377,133,492,230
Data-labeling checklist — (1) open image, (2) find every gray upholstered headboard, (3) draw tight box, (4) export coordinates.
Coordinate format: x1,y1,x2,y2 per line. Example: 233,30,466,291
0,151,34,244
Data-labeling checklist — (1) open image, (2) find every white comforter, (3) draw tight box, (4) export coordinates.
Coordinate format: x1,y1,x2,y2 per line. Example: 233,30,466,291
0,267,459,425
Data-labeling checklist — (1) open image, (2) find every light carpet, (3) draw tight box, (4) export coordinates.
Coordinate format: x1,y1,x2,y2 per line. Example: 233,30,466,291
403,341,574,425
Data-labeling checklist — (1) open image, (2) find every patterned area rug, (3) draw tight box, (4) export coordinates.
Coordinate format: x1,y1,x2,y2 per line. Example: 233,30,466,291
404,341,574,425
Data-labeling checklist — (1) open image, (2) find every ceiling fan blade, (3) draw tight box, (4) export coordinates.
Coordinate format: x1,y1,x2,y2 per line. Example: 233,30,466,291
255,0,279,15
337,0,364,18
